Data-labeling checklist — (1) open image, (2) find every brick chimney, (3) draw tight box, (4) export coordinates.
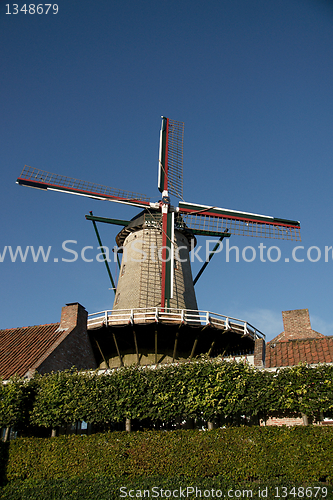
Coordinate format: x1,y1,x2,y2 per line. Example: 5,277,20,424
60,302,87,331
270,309,324,343
254,338,265,367
282,309,312,340
35,302,97,373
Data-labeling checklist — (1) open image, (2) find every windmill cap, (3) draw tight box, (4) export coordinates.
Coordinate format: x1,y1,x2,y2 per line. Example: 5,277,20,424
115,209,196,248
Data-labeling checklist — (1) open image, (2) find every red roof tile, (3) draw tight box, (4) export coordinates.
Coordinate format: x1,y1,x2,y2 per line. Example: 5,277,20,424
266,336,333,368
0,323,63,379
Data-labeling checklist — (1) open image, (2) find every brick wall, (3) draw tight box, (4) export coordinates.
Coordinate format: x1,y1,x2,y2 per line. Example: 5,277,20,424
260,415,304,426
260,414,333,426
35,303,97,373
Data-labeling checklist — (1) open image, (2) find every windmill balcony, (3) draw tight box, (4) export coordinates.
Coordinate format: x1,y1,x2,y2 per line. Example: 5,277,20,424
87,308,265,369
88,307,264,340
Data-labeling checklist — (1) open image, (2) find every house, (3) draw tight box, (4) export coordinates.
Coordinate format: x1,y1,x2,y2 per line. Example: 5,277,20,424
262,308,333,426
265,308,333,369
0,303,96,380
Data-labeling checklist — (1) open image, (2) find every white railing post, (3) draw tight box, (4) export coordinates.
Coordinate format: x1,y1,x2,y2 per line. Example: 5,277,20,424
129,309,134,325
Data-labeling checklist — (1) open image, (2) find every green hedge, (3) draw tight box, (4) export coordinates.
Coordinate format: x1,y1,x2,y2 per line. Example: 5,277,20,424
1,427,333,484
1,476,332,500
1,361,333,431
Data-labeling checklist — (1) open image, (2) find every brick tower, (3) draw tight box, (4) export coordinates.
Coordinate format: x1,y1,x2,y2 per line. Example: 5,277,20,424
112,210,198,311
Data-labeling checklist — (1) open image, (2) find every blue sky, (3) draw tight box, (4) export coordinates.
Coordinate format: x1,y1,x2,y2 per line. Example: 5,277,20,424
1,0,333,340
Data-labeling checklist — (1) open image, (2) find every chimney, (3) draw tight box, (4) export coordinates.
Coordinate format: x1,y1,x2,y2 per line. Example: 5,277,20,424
254,338,265,367
282,309,312,341
60,302,87,331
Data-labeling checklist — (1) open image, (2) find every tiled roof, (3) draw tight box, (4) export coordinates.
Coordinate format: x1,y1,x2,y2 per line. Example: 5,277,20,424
266,336,333,368
0,323,63,379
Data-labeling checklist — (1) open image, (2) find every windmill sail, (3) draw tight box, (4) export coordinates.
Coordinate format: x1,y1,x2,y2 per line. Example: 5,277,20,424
166,119,184,199
178,201,301,241
158,117,168,193
158,117,184,199
17,165,151,208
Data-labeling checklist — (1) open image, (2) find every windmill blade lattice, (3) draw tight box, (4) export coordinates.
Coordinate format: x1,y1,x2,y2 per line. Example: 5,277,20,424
17,165,151,208
167,119,184,199
178,202,301,241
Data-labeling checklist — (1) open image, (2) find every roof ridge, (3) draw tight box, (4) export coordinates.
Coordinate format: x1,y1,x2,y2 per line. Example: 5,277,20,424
268,334,330,345
0,322,60,332
287,335,331,343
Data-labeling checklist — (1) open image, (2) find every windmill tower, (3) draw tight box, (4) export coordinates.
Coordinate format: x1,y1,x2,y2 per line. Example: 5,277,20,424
17,117,301,367
112,209,198,311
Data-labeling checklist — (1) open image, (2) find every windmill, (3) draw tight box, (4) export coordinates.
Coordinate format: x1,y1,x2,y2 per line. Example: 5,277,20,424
17,117,301,367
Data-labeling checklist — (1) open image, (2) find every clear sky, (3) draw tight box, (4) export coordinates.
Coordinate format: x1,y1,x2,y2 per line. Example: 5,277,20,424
1,0,333,340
